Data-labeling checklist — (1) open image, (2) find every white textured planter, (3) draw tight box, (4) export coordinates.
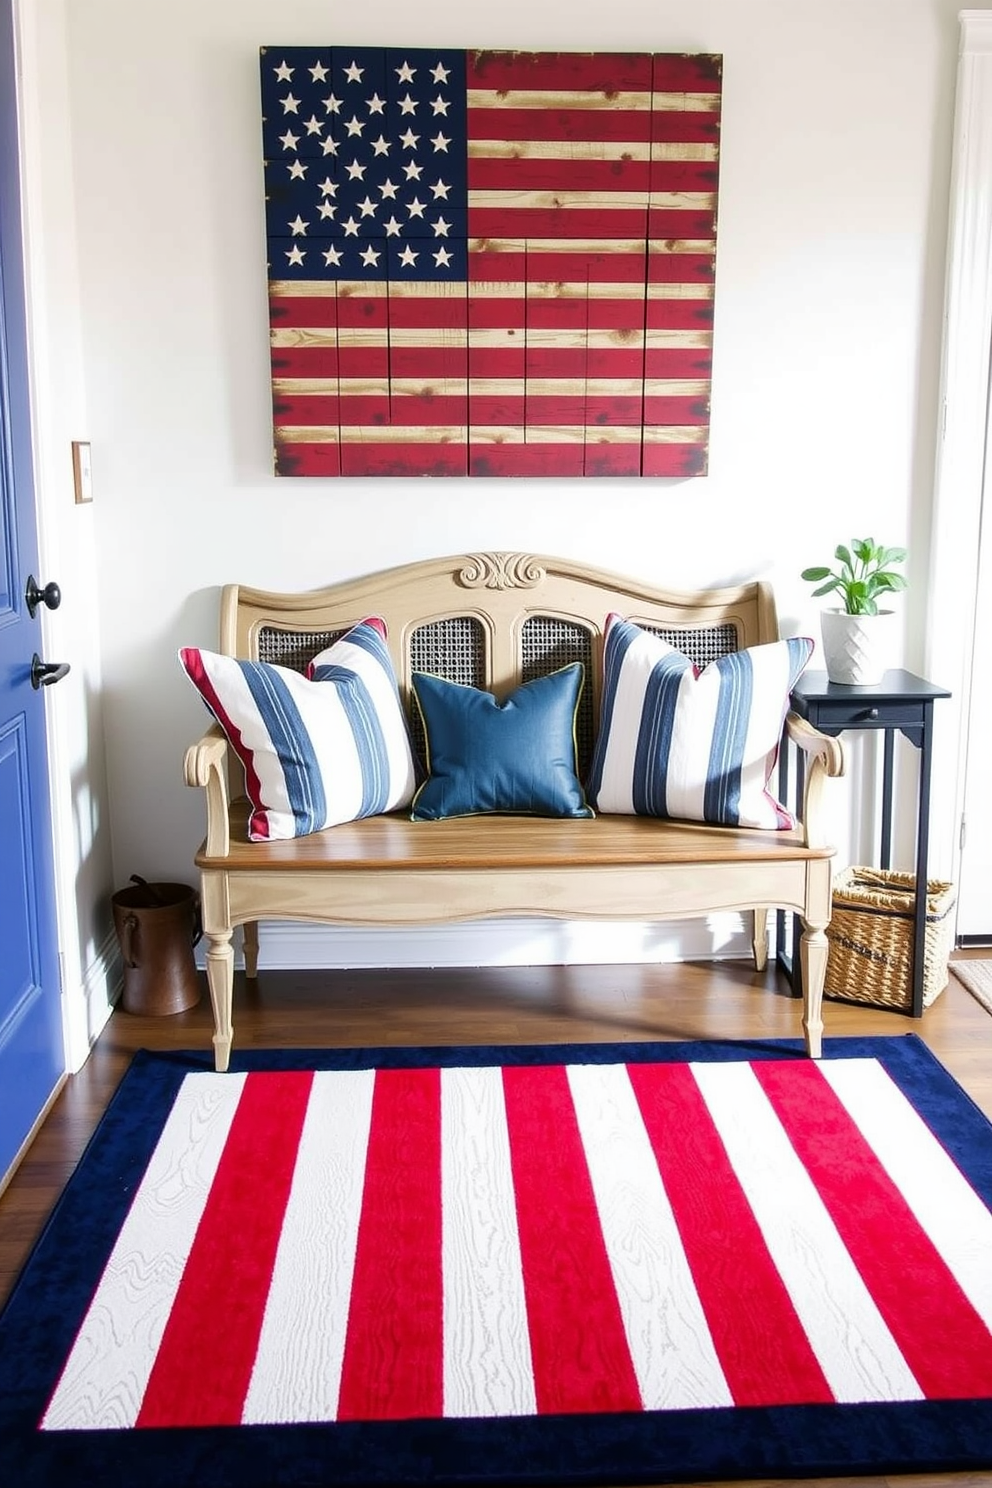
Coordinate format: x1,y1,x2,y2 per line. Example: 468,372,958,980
819,608,896,685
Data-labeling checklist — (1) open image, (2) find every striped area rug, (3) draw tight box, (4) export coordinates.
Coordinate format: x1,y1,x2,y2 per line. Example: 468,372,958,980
954,957,992,1016
2,1036,992,1485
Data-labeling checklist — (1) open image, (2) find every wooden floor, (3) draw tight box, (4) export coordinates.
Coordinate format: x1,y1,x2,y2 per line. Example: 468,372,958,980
2,954,991,1488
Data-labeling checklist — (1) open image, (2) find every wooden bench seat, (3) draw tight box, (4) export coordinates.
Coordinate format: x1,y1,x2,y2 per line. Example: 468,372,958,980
184,551,844,1070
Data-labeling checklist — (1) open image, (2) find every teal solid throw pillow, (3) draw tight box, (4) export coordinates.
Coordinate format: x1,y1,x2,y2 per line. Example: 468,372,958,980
410,664,594,820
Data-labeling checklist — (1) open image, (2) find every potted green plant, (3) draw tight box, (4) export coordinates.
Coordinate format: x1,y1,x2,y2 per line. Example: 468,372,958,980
801,538,907,684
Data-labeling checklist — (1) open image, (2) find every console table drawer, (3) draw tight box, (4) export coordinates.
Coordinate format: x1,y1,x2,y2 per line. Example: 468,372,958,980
800,701,926,732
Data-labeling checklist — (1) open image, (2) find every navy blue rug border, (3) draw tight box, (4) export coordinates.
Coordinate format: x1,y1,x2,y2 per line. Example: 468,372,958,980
1,1034,991,1486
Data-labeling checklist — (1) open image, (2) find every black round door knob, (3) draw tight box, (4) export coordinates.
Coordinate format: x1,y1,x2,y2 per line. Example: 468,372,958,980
25,574,62,618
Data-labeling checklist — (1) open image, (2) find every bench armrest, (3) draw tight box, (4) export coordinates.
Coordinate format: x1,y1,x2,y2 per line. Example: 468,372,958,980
785,712,846,850
183,724,231,857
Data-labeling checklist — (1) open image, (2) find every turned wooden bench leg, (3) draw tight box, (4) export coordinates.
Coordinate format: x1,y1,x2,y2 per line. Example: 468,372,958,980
751,908,768,971
205,930,234,1072
243,920,259,979
799,917,827,1059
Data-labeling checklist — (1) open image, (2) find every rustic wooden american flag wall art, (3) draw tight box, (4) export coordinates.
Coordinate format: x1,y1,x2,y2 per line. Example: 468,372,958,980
261,48,721,477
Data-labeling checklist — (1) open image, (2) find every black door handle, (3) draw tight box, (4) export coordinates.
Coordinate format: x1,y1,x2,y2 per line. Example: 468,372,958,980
30,654,70,689
25,574,62,618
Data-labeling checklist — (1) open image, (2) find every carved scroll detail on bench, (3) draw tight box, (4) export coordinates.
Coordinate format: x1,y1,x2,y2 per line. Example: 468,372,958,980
458,552,546,590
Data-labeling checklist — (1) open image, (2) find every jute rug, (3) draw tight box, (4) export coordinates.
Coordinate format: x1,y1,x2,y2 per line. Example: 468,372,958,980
1,1036,991,1485
953,956,992,1016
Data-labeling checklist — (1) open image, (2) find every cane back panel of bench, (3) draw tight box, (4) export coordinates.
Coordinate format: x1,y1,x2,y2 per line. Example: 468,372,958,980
257,615,739,777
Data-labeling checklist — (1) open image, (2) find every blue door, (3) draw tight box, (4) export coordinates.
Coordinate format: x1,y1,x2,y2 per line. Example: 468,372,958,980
0,0,66,1185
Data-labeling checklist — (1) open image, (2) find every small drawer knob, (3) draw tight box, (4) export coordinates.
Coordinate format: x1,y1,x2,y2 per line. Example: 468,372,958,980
859,707,880,720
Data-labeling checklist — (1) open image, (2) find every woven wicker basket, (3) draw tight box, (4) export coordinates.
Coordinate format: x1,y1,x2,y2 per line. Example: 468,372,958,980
824,866,956,1011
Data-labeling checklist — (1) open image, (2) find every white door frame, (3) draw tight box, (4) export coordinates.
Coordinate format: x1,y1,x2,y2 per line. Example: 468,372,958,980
925,11,992,906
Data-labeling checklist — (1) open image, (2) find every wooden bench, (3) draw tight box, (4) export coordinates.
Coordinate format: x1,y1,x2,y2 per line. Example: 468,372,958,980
184,551,844,1071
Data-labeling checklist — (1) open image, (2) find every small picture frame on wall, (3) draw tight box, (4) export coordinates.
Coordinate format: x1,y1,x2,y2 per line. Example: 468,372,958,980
72,440,93,504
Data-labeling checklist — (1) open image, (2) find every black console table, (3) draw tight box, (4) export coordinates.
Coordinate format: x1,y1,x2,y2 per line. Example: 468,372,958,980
781,669,951,1017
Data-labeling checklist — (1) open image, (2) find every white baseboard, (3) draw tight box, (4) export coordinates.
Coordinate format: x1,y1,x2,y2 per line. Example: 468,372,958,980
196,915,757,971
61,928,122,1074
61,921,760,1074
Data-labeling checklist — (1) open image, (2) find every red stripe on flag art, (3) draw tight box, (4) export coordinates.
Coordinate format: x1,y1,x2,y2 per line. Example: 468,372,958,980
261,46,721,476
45,1055,992,1433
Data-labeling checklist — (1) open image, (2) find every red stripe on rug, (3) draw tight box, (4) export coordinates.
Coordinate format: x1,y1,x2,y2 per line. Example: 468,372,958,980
754,1061,992,1400
136,1071,313,1427
627,1061,834,1407
336,1068,443,1420
501,1064,642,1414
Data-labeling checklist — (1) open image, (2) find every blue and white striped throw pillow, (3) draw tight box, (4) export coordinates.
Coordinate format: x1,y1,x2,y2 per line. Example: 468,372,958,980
586,616,813,829
179,618,416,841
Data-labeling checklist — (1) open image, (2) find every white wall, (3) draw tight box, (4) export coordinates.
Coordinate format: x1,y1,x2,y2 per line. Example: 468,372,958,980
16,0,117,1065
26,0,964,983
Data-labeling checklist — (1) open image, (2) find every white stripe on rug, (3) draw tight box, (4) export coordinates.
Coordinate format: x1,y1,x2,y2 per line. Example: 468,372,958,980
441,1066,535,1418
567,1061,733,1411
243,1069,375,1424
690,1061,923,1405
43,1073,247,1430
821,1058,992,1331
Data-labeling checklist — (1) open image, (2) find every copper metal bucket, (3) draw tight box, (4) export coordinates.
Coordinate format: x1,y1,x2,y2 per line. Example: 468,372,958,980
112,876,202,1015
